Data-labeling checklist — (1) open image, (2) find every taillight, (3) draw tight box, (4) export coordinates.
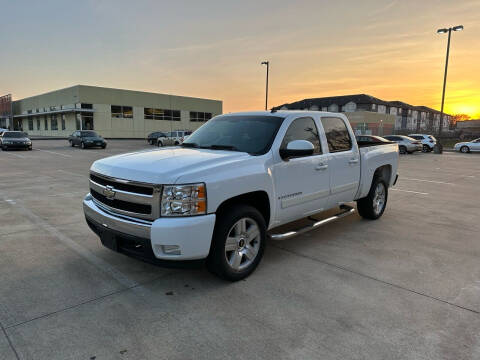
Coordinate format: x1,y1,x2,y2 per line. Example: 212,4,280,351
429,140,434,143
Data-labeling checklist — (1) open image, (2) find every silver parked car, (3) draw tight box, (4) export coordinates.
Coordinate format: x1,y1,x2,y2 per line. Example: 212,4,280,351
156,130,192,147
383,135,422,154
408,134,437,152
454,138,480,153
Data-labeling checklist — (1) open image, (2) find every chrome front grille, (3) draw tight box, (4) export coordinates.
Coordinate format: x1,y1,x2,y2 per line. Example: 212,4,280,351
89,172,161,221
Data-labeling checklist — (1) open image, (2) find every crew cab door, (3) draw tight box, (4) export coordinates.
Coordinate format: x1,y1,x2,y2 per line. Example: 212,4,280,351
273,116,331,225
320,116,360,207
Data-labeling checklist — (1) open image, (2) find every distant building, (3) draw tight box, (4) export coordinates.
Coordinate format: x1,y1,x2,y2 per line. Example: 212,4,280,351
273,94,452,135
10,85,222,138
456,119,480,137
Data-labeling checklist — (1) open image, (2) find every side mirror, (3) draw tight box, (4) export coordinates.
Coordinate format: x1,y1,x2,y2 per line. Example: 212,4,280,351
280,140,314,160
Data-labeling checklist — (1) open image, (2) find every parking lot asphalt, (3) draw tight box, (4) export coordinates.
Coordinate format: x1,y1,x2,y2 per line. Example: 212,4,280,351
1,140,479,360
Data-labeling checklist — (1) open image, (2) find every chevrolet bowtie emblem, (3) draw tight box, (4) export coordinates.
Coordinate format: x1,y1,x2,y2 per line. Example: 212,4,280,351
103,185,116,200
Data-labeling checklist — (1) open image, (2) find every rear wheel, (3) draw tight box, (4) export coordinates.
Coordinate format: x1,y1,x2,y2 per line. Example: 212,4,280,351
81,142,86,149
207,204,266,281
422,144,430,152
460,146,470,153
157,140,163,147
357,177,388,220
70,140,74,147
399,146,407,154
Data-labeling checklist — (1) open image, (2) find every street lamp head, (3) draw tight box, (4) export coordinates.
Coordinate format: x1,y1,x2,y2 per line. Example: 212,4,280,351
261,61,269,65
437,28,449,34
453,25,464,31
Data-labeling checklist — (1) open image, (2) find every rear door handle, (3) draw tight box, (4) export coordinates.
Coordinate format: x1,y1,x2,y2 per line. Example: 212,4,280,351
349,158,359,164
316,164,328,171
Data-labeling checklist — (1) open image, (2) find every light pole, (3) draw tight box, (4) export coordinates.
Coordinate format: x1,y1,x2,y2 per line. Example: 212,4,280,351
437,25,463,135
261,61,269,110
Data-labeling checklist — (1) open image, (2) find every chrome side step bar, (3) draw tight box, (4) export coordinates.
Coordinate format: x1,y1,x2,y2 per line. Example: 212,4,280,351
268,205,356,241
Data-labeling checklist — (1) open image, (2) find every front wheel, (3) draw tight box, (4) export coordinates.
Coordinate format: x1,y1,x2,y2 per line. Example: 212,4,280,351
460,146,470,153
81,142,86,149
157,140,163,147
101,144,106,149
357,178,388,220
422,145,430,153
207,205,266,281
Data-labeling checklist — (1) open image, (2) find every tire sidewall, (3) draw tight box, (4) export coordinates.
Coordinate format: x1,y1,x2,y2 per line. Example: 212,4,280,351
208,205,266,281
399,146,407,154
461,146,469,153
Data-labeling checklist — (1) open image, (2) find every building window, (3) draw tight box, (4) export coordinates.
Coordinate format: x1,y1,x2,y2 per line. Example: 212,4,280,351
28,117,34,131
111,105,132,118
190,111,212,122
36,118,40,130
123,106,133,118
145,108,181,121
81,103,93,109
76,114,81,130
61,114,66,130
44,116,48,130
51,115,58,130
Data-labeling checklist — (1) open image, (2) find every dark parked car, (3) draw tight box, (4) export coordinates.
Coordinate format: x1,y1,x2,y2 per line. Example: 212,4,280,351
0,131,32,151
68,131,107,149
147,131,168,145
356,135,393,145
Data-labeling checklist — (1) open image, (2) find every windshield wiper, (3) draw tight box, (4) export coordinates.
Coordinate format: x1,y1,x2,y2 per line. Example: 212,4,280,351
201,144,239,151
181,142,199,148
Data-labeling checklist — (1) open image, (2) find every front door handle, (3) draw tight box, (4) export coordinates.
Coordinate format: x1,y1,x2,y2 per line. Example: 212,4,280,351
316,164,328,171
349,158,359,164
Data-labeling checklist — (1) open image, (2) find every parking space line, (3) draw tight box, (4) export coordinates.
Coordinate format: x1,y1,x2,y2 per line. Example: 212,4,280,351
57,169,88,178
1,152,25,158
401,178,454,185
34,149,72,157
390,188,429,195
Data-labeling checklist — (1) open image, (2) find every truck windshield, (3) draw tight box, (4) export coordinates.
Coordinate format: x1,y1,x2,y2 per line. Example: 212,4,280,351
183,115,285,155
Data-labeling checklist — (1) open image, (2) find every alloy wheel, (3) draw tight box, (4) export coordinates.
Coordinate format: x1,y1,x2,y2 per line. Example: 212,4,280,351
373,182,386,216
224,217,261,271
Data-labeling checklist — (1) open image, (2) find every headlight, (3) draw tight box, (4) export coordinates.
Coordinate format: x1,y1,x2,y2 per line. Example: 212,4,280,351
161,183,206,216
3,141,11,144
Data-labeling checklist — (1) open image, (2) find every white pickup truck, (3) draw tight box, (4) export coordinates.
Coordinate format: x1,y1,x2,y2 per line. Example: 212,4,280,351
84,111,399,280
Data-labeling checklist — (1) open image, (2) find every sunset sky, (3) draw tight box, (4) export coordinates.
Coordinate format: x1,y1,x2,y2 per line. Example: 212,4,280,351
1,0,479,117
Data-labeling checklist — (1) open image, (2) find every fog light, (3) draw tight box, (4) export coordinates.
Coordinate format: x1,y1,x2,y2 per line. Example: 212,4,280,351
161,245,181,255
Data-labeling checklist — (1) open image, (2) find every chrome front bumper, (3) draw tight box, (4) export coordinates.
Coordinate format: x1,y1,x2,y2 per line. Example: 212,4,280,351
83,194,151,239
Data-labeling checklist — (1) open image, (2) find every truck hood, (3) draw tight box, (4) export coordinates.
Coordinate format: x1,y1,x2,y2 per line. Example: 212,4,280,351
91,147,250,184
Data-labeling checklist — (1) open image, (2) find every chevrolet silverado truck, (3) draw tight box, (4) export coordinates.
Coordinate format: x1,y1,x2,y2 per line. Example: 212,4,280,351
84,111,399,281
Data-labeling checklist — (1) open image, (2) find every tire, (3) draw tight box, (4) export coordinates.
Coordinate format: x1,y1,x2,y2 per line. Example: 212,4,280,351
81,142,86,149
102,144,106,149
207,204,266,281
157,140,163,147
70,140,74,147
422,145,430,153
28,147,32,151
399,146,407,155
174,141,179,146
357,177,388,220
460,146,470,153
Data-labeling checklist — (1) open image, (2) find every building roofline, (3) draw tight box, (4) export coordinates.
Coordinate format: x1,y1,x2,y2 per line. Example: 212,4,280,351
13,84,222,104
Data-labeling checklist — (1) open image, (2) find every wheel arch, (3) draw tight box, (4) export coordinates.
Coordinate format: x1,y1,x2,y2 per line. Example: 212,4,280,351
215,191,271,228
373,165,392,187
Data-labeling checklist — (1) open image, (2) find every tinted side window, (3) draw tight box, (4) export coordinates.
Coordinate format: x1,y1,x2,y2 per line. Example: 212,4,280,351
281,117,322,155
321,117,352,152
